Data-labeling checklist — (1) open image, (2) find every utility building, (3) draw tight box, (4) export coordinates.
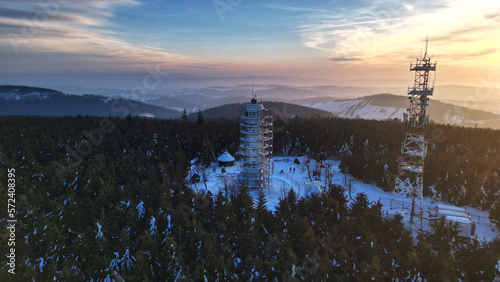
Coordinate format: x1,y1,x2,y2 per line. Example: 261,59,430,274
238,96,273,190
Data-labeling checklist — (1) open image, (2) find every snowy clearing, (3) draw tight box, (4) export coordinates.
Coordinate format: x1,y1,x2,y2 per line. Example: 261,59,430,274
187,156,499,242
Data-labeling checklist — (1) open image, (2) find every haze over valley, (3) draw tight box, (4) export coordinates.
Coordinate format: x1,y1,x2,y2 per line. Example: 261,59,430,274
3,84,500,129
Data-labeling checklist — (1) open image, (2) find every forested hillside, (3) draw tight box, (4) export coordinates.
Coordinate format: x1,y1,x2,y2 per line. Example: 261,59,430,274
0,115,498,280
187,101,334,120
0,86,181,119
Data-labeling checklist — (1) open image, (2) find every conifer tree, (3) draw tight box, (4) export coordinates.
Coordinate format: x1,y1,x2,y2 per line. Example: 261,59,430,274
197,109,204,126
256,188,273,230
490,196,500,224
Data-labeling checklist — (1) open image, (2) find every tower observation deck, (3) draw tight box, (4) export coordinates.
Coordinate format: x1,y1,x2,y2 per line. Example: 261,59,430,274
238,97,273,190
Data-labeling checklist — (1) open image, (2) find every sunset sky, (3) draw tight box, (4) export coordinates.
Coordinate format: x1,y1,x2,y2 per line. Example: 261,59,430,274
1,0,499,89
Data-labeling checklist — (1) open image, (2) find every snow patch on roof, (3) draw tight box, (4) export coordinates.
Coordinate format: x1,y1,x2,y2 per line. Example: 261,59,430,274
218,151,235,162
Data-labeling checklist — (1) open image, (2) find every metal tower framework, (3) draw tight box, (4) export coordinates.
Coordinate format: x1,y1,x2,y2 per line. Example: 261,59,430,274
238,97,273,190
394,39,436,220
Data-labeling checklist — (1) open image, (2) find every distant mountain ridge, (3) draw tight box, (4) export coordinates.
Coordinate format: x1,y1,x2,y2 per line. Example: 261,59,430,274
2,85,499,129
71,83,499,114
308,93,500,129
0,85,181,119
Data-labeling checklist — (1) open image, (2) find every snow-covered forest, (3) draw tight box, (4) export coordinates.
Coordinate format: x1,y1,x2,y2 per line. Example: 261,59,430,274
0,115,499,280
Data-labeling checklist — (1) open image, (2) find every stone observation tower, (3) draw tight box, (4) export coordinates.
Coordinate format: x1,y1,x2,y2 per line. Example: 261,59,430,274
238,96,273,190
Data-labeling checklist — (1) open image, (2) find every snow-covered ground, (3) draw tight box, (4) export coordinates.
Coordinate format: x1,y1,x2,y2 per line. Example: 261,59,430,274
308,98,405,120
187,156,499,242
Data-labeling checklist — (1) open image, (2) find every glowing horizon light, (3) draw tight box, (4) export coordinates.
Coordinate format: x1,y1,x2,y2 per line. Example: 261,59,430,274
0,0,499,89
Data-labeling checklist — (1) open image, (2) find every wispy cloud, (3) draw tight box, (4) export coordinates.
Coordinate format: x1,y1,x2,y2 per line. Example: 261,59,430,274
260,3,328,13
328,57,361,62
185,6,199,15
0,0,190,70
296,0,500,65
298,1,434,56
448,48,498,60
431,25,497,43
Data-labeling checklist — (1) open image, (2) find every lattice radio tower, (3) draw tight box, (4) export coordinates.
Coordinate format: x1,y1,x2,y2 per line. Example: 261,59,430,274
394,38,437,223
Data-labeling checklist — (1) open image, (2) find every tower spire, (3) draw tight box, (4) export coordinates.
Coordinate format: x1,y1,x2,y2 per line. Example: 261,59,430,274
424,36,429,59
252,80,256,100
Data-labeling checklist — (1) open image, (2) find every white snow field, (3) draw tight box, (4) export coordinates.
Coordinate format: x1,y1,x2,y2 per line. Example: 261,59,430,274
187,156,499,242
309,98,406,121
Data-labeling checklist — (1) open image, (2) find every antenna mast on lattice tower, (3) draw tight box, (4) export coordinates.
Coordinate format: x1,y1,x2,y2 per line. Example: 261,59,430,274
394,38,437,223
